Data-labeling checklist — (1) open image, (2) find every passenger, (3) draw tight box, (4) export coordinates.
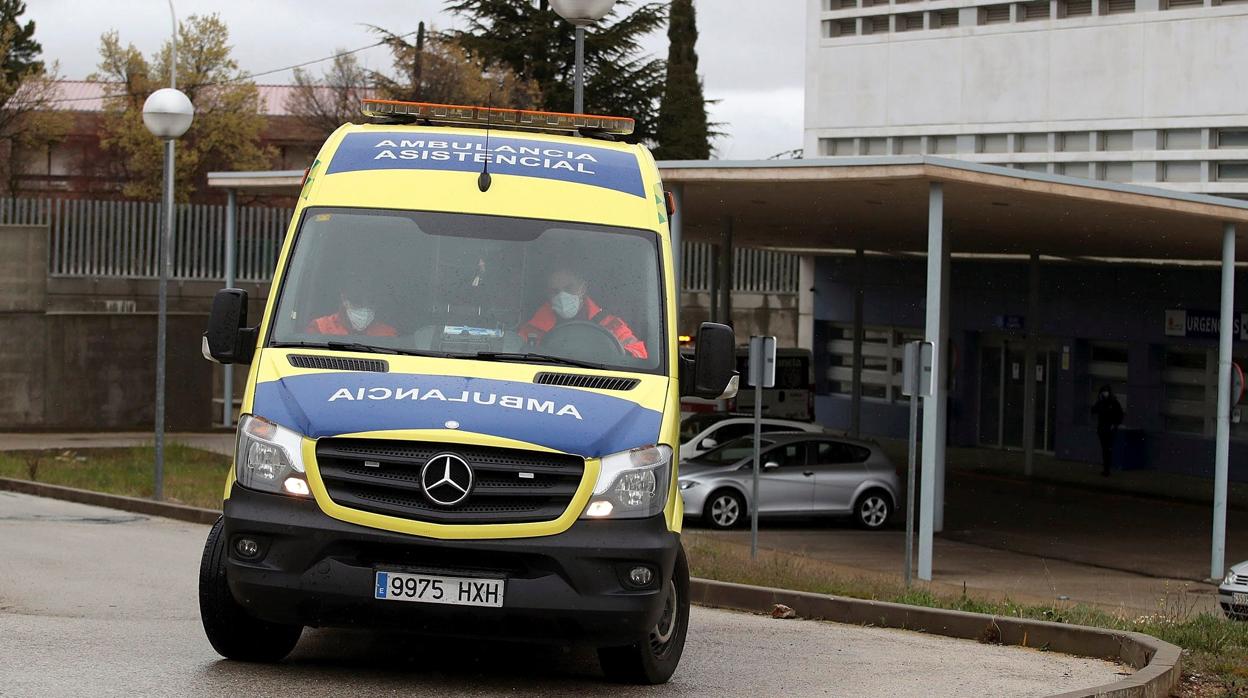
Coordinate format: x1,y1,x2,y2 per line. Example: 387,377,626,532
306,288,397,337
519,268,648,359
1090,385,1124,477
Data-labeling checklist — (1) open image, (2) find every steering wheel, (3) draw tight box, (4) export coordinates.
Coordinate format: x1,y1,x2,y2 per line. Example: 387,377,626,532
539,320,626,361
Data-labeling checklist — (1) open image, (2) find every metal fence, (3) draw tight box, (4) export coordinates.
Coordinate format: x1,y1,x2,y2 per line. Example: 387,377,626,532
0,197,290,282
682,242,800,294
0,197,798,293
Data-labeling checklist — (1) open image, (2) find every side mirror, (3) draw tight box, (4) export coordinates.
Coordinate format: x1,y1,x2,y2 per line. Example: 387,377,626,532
763,461,780,470
699,437,718,450
203,288,258,365
680,322,738,399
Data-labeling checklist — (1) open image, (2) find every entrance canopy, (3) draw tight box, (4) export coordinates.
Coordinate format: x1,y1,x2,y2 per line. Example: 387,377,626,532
659,156,1248,261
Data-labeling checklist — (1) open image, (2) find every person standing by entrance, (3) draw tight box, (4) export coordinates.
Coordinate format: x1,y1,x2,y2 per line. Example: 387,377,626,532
1091,385,1124,476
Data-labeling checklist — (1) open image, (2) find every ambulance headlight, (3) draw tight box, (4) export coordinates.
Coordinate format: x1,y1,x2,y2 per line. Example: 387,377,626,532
581,445,672,519
235,415,310,497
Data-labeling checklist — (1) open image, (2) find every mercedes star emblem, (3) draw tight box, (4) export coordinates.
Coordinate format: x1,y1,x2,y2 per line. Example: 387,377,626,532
420,453,474,506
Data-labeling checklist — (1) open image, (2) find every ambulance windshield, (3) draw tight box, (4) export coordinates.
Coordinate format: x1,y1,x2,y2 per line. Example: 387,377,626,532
268,208,665,374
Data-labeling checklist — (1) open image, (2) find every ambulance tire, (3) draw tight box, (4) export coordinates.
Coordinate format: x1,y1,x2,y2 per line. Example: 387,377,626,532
597,545,690,685
199,517,303,662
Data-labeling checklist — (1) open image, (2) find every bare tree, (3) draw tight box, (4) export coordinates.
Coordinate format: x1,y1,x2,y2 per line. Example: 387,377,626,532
286,52,371,140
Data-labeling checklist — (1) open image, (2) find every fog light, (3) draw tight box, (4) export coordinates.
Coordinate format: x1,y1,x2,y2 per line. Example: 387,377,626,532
629,566,654,587
283,477,310,496
235,537,260,558
584,500,613,517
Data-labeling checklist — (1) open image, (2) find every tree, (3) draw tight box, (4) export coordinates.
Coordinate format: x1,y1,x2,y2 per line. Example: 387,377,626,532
92,14,274,201
652,0,711,160
445,0,666,143
0,0,68,194
369,23,541,109
286,52,371,140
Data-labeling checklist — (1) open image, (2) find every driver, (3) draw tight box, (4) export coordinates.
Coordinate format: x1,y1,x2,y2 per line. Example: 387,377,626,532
519,268,648,359
306,287,397,337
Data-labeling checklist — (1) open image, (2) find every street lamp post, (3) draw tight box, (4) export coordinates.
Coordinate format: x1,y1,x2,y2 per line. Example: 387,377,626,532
549,0,617,113
142,86,193,500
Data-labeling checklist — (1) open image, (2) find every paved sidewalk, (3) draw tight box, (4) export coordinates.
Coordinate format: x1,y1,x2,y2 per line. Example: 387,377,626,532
688,527,1219,617
0,432,235,456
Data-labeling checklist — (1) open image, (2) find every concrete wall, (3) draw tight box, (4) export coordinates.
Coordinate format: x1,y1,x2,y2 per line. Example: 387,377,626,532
812,253,1248,480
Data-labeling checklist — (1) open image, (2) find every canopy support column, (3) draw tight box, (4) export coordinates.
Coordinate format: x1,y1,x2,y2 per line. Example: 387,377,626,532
1212,222,1235,581
919,182,949,581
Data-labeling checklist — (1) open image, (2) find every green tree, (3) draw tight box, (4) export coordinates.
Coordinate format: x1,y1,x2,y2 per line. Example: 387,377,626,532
287,52,372,140
92,14,274,201
0,0,68,194
652,0,711,160
369,23,541,109
445,0,666,142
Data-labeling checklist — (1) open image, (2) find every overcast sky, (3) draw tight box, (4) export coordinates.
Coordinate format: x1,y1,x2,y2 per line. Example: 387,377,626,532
26,0,805,160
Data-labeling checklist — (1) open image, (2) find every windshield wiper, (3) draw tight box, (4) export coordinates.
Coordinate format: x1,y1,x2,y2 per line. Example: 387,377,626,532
271,341,449,358
471,351,609,371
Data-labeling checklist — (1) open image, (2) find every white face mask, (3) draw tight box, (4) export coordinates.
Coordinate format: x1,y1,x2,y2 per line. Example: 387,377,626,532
551,291,581,320
346,306,375,331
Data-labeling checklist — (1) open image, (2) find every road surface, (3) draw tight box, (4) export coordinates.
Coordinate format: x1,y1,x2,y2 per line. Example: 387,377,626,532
0,491,1127,696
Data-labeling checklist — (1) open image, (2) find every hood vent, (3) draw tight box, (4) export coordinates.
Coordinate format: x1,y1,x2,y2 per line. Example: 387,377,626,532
288,354,389,372
534,372,638,391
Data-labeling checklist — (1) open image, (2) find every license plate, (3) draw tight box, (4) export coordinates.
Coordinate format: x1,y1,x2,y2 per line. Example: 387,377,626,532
374,571,504,608
1234,592,1248,605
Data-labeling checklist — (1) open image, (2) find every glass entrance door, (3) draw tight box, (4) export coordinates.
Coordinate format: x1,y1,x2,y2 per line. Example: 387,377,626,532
979,339,1058,451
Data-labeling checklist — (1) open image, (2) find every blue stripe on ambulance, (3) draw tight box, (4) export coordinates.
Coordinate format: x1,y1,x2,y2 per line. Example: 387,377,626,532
251,371,663,458
324,132,646,198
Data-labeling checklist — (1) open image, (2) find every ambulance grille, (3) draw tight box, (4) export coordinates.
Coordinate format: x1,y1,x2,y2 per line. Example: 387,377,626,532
288,355,389,372
534,372,639,391
315,438,584,524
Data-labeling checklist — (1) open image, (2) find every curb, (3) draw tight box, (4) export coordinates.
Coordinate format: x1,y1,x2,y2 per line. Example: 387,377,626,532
689,578,1181,698
1,478,1182,697
0,477,221,525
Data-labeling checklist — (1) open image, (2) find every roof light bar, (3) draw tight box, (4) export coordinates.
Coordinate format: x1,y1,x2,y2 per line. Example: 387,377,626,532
362,99,634,136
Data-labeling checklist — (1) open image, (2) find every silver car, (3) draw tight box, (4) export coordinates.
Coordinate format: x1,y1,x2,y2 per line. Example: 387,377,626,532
679,432,900,530
1220,560,1248,620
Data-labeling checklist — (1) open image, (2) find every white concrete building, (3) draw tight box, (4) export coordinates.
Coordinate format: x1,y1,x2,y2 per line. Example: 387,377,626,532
804,0,1248,197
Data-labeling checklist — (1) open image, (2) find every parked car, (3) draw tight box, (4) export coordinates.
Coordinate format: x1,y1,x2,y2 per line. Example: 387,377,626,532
679,413,824,462
678,433,899,531
1221,560,1248,620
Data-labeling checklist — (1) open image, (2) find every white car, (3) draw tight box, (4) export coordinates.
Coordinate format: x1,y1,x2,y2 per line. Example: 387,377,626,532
1220,560,1248,620
679,413,824,462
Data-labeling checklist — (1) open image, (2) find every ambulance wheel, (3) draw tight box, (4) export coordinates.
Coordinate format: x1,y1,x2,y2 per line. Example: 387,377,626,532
199,517,302,662
598,546,690,685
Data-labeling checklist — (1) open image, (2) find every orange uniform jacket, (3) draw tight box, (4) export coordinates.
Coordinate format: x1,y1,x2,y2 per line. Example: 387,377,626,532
306,313,398,337
519,296,648,360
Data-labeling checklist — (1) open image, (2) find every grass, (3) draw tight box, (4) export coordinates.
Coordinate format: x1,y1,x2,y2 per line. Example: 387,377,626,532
683,534,1248,697
0,445,230,510
3,447,1242,694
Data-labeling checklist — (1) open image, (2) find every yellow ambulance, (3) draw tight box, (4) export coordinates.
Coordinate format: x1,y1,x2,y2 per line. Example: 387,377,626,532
199,100,736,684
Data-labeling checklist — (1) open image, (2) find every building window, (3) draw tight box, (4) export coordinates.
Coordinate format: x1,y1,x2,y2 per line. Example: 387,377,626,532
1062,0,1094,15
1099,162,1133,182
931,9,960,27
1163,129,1201,150
1018,133,1049,153
863,0,889,5
1016,162,1049,173
863,137,889,155
1020,0,1051,19
980,4,1012,23
930,135,957,154
1162,161,1201,182
897,136,923,154
1216,162,1248,181
897,12,925,31
822,138,857,156
1162,348,1208,435
1217,129,1248,148
1088,342,1129,414
821,323,923,402
1100,131,1133,151
1058,132,1091,152
1104,0,1136,13
980,134,1009,153
1162,0,1203,7
825,18,859,37
1056,162,1091,177
827,0,859,9
863,15,890,34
